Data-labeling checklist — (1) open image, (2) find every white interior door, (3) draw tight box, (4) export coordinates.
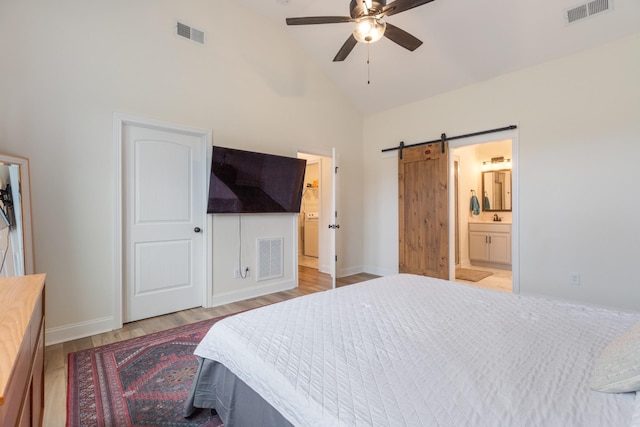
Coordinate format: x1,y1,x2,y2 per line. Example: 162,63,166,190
123,124,205,322
330,148,340,289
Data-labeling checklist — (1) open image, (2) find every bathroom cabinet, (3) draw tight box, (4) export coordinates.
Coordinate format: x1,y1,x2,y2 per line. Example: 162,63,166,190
469,223,511,268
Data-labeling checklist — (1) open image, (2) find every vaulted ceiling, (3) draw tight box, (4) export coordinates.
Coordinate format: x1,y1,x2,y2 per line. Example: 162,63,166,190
236,0,640,115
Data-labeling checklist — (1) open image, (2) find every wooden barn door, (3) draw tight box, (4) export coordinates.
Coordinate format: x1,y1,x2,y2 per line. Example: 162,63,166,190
398,142,449,279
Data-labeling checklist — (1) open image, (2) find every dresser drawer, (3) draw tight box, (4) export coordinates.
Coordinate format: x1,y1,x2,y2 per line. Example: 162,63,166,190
32,326,45,427
0,274,46,427
0,322,32,424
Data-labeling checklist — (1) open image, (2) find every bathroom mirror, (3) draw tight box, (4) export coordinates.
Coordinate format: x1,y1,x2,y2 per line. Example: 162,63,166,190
482,169,512,212
0,154,34,276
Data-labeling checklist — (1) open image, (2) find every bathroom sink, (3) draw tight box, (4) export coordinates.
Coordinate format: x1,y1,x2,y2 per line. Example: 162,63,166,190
469,219,511,224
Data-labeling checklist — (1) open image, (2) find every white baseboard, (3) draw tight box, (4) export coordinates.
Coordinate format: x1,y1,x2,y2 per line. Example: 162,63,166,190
319,263,331,275
46,316,114,346
362,265,398,277
307,264,364,278
459,260,472,268
339,264,364,277
211,280,296,308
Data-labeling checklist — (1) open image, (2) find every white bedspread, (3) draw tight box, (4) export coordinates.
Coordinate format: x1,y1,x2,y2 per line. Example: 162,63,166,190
195,274,640,426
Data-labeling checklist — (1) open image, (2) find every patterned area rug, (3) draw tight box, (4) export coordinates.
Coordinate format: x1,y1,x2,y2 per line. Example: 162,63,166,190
67,317,227,427
455,268,493,282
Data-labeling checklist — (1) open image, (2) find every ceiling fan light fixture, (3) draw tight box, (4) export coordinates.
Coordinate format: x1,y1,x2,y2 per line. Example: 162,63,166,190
353,16,386,43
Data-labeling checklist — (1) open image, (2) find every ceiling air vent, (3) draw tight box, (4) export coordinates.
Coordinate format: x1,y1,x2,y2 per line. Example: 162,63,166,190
565,0,612,24
176,21,205,45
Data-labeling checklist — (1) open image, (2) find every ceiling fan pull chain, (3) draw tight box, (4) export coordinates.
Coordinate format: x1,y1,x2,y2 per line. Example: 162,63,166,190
367,43,371,85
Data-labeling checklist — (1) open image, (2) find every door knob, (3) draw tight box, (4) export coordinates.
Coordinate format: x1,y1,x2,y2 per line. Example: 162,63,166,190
194,227,201,233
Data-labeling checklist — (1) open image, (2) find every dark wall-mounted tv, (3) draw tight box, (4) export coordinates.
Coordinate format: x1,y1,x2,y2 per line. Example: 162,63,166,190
207,146,307,214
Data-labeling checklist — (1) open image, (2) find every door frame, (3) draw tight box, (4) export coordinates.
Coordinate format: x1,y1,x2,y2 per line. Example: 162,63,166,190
330,147,339,288
299,157,321,261
447,126,520,293
296,146,337,282
113,113,212,329
453,156,460,267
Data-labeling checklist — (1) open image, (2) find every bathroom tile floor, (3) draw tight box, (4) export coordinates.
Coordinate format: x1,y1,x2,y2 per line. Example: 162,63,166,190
455,265,513,293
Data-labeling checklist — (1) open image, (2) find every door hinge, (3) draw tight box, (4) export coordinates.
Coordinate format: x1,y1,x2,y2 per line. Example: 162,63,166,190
335,166,338,174
335,255,338,262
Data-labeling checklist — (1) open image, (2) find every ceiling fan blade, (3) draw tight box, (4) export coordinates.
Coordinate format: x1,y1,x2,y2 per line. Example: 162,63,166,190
383,23,423,51
381,0,436,17
286,16,353,25
333,35,358,62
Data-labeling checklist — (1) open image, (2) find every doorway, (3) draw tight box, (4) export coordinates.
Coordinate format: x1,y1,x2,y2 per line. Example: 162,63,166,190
299,159,320,269
297,152,332,273
449,132,518,294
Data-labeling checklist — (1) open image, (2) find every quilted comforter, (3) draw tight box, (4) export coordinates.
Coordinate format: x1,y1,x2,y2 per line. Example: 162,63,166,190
194,274,640,426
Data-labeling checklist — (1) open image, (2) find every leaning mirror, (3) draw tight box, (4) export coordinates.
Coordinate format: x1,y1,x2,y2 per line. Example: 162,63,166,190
0,154,34,276
482,169,512,212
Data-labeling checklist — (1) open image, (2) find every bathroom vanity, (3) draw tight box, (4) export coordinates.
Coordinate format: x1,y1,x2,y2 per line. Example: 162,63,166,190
468,222,512,268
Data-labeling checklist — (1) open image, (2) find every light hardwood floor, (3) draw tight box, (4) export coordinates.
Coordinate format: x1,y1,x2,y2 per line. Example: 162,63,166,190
43,267,378,427
298,254,319,269
43,266,510,425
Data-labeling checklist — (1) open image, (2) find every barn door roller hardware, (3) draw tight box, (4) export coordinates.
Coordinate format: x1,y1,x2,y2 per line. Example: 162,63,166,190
382,125,518,159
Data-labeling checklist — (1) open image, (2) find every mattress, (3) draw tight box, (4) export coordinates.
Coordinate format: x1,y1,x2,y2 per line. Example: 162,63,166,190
192,274,640,426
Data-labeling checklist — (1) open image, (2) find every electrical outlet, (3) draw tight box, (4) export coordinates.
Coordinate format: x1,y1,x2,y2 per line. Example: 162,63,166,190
234,267,249,279
570,272,580,286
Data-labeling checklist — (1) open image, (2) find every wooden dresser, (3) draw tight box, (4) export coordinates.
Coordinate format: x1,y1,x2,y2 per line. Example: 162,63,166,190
0,274,46,427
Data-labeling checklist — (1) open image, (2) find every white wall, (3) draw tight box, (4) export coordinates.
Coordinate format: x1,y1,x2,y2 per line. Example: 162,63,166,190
0,0,364,342
212,214,299,307
3,1,638,343
363,33,640,311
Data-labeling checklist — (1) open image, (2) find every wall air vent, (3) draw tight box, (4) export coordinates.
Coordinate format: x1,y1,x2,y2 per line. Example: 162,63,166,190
176,21,205,45
257,237,284,282
565,0,612,24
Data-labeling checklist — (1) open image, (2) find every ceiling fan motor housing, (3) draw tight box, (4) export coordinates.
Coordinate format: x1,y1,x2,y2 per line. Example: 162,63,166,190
287,0,431,61
350,0,387,18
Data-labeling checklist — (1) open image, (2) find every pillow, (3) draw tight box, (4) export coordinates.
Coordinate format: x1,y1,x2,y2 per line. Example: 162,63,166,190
590,321,640,393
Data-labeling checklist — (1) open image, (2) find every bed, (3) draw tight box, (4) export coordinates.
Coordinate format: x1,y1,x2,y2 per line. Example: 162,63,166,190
184,274,640,426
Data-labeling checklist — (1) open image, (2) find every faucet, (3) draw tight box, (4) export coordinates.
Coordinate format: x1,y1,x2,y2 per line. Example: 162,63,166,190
493,214,501,222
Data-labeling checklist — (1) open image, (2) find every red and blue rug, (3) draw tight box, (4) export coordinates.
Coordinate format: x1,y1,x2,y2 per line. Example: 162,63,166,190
67,317,227,427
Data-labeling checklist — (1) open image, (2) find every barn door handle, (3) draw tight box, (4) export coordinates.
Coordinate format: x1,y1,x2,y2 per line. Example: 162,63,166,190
194,227,201,233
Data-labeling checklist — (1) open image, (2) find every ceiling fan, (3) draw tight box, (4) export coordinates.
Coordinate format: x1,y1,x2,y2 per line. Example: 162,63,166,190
286,0,436,62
